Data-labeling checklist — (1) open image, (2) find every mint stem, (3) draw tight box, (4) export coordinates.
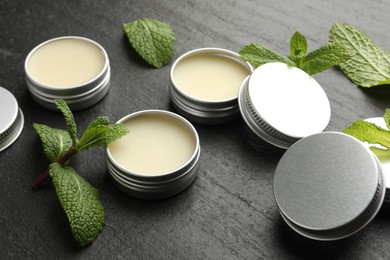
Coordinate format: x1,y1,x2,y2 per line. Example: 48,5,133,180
32,148,78,189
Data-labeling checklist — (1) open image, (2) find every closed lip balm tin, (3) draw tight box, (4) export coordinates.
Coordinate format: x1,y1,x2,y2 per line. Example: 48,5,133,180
273,132,385,240
25,36,110,111
106,110,200,199
170,48,253,124
0,87,24,152
238,62,331,149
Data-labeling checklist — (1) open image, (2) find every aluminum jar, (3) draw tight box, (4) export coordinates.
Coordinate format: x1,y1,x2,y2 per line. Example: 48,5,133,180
106,110,200,199
274,132,385,240
25,36,110,111
0,87,24,152
170,48,253,124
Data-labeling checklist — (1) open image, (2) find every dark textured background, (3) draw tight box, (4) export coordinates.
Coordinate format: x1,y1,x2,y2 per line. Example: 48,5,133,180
1,0,390,259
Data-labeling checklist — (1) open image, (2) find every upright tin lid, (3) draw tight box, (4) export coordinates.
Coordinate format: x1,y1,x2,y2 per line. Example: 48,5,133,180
0,87,24,152
238,62,331,149
274,132,385,240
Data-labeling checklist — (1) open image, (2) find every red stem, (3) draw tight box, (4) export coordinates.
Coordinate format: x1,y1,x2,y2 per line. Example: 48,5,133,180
31,148,77,189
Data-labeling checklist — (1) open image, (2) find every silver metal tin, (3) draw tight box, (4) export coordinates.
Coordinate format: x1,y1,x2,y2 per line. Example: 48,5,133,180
274,132,385,241
170,48,253,124
0,87,24,152
106,110,200,199
238,62,331,149
362,117,390,204
25,36,110,111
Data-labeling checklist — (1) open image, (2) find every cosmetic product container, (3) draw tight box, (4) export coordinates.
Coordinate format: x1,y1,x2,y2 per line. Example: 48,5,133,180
106,110,200,199
238,62,331,149
25,36,110,111
0,87,24,152
274,132,385,240
170,48,253,124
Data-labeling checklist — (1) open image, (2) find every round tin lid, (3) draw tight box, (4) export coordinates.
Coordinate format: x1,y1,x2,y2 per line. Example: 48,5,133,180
0,87,24,152
274,132,385,240
239,62,331,148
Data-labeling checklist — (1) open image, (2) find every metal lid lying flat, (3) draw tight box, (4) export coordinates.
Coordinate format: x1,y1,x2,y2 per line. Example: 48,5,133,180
274,132,385,240
238,62,331,149
0,87,24,152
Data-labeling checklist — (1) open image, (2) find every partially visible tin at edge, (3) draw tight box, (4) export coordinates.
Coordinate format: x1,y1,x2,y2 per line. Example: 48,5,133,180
0,87,24,152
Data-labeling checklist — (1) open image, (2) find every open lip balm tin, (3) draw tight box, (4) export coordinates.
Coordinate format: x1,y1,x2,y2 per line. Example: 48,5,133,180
238,62,331,149
106,110,200,199
170,48,253,124
25,36,110,111
274,132,385,240
0,87,24,152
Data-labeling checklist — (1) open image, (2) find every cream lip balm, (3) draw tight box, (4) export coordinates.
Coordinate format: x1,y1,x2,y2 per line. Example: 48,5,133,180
106,110,200,199
26,38,106,88
170,48,253,124
172,53,250,101
25,36,110,111
109,112,197,175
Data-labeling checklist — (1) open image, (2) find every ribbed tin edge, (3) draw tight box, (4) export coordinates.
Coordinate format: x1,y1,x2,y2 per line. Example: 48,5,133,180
28,68,110,111
0,109,24,152
238,77,298,149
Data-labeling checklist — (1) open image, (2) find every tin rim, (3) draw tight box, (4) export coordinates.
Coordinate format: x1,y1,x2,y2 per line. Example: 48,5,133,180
25,36,109,91
106,110,200,179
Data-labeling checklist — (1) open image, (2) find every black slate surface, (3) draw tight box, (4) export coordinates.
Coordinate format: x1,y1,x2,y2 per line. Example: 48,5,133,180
1,0,390,259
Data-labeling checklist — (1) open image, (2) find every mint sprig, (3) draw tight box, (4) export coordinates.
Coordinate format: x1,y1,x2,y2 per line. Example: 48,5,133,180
329,22,390,87
32,99,128,246
123,18,175,68
240,31,350,75
343,108,390,157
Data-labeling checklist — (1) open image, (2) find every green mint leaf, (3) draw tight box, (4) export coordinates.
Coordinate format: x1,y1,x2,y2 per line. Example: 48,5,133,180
49,163,104,246
384,109,390,130
343,120,390,148
300,43,350,75
77,121,128,152
33,123,72,163
239,43,294,68
329,22,390,87
370,147,390,158
290,31,307,56
123,18,175,68
54,99,77,147
86,116,110,128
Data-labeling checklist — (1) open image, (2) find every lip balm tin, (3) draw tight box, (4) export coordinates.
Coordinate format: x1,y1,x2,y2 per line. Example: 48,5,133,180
170,48,253,124
0,87,24,152
106,110,200,199
238,62,331,149
274,132,385,240
25,36,110,111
